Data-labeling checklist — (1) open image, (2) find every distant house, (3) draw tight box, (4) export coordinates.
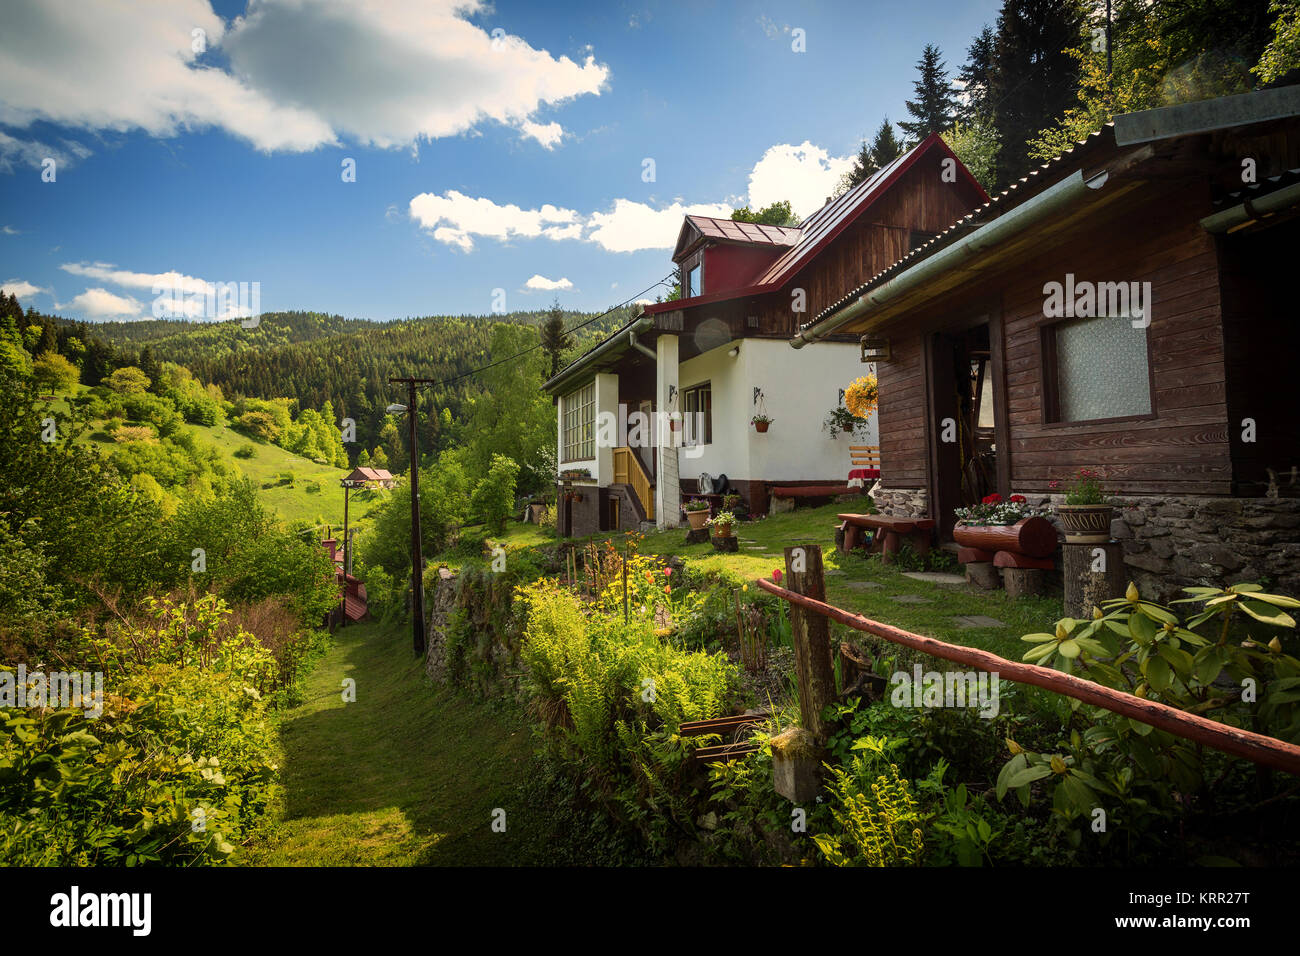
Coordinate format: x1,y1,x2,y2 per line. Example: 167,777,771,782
344,466,395,490
544,133,988,537
795,87,1300,597
322,536,368,625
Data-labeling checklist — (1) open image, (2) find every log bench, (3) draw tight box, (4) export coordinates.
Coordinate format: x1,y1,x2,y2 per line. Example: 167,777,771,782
952,517,1057,593
837,513,935,563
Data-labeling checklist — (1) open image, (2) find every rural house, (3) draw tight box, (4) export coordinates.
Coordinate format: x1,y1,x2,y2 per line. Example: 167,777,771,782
545,133,989,537
793,87,1300,598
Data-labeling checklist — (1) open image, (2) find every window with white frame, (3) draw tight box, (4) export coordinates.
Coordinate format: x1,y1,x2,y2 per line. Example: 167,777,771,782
687,262,703,297
561,381,596,462
682,382,712,445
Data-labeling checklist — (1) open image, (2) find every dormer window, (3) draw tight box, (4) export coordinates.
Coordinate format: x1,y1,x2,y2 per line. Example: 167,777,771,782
687,262,703,297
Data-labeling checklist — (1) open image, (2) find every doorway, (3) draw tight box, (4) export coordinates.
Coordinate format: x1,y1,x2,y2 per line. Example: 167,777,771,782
927,321,1003,540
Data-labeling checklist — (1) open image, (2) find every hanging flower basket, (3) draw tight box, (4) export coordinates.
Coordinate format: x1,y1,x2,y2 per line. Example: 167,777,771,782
751,415,772,433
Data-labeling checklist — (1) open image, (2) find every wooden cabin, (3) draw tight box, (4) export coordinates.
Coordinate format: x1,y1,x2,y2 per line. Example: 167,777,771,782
795,87,1300,598
544,133,988,537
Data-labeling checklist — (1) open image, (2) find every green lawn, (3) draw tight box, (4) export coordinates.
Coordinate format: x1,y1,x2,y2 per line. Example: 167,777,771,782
566,502,1064,663
243,622,552,866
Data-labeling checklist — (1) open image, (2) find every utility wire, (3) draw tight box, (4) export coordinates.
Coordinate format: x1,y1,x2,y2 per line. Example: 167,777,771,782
394,271,676,393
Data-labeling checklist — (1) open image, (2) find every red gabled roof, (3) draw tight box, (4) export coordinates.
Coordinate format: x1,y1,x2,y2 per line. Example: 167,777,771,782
645,133,987,316
752,133,987,288
683,215,802,247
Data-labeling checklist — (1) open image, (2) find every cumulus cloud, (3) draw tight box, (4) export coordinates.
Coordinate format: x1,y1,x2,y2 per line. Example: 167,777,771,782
523,274,573,291
585,199,731,253
2,279,48,299
59,262,259,321
408,191,581,252
0,0,607,154
747,141,854,219
56,288,145,321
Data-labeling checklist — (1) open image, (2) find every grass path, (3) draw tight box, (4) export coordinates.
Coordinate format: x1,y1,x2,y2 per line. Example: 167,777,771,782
244,622,549,866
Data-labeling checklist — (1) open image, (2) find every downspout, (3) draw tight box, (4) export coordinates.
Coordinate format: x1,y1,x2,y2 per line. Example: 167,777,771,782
790,168,1111,348
628,328,657,360
1199,181,1300,234
545,314,654,393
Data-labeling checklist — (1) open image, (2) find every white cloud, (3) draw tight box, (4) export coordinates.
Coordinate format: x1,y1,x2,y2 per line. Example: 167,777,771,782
0,0,607,154
747,141,854,219
586,199,731,253
56,288,144,321
0,130,92,174
2,279,47,299
520,120,564,149
408,191,581,252
2,226,19,235
58,262,258,321
524,274,573,291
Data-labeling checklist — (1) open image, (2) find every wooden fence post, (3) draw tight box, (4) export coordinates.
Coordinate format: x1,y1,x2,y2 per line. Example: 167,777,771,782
784,544,836,742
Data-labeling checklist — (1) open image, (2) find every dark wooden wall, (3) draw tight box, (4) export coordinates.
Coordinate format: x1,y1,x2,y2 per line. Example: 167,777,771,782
878,181,1240,499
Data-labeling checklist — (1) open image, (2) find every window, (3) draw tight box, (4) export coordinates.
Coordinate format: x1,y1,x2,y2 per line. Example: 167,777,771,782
687,262,703,297
561,381,595,461
682,382,712,445
1046,315,1152,422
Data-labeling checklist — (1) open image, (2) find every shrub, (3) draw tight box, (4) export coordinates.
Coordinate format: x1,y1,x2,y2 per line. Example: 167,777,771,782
471,454,520,535
234,443,256,459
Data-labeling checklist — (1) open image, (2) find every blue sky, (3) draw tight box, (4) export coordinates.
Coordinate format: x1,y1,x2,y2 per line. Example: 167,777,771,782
0,0,999,323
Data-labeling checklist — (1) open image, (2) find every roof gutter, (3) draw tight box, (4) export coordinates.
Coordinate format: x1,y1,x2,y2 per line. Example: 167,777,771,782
543,314,654,394
790,168,1110,348
627,328,656,360
1199,180,1300,233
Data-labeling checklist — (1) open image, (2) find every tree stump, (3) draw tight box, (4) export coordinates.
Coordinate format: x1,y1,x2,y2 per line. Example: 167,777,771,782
965,561,1001,589
1062,541,1124,617
684,528,709,545
711,535,739,552
1003,567,1045,599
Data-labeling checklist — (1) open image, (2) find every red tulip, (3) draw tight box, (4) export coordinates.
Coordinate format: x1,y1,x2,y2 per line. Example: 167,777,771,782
772,569,783,583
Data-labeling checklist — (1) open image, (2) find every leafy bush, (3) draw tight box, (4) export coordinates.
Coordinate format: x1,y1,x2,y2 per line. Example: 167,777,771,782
813,740,925,867
0,596,287,865
471,454,520,535
234,443,256,459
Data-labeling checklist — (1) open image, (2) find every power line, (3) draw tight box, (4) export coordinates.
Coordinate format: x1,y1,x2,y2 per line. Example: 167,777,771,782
394,272,676,393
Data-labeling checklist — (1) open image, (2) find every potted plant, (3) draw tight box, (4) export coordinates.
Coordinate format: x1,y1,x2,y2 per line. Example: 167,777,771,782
683,497,711,531
822,406,867,438
845,374,879,421
751,414,772,434
706,510,737,538
1051,468,1113,544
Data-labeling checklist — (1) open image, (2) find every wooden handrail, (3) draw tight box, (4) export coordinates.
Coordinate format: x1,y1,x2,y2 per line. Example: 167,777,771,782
612,447,655,520
755,577,1300,776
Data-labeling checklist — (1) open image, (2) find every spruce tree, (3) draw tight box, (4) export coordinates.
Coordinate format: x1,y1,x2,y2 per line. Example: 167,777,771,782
539,299,573,379
900,44,958,141
958,26,996,123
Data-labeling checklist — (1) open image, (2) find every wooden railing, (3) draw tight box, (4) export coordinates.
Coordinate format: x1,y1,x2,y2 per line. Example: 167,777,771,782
612,447,655,520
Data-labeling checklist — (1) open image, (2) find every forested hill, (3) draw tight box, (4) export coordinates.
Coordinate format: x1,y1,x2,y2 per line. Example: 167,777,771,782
55,305,635,455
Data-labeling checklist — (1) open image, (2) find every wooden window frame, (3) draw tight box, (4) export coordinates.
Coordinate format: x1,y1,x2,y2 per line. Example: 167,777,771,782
561,381,596,462
681,381,713,446
1039,315,1158,428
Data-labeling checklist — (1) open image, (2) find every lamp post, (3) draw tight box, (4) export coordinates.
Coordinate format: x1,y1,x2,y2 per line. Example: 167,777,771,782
388,378,435,657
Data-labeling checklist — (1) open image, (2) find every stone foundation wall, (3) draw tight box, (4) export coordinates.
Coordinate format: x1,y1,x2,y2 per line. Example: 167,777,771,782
1018,494,1300,600
870,484,928,518
424,569,459,683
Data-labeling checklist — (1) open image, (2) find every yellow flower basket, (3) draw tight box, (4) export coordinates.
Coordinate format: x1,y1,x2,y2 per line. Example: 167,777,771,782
845,374,878,419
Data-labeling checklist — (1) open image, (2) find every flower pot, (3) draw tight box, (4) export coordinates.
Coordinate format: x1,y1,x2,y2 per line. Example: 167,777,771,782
685,510,709,531
711,523,735,538
1054,504,1114,544
754,421,770,433
841,423,853,433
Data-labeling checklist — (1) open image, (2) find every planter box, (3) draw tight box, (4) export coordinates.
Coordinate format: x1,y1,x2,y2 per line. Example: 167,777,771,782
685,510,709,531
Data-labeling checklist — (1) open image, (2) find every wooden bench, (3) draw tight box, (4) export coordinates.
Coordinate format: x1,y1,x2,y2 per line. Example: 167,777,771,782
838,513,935,563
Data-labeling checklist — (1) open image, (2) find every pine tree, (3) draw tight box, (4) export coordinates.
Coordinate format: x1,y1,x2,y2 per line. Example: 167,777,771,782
838,118,905,195
539,299,573,379
900,44,958,141
958,26,997,123
989,0,1083,189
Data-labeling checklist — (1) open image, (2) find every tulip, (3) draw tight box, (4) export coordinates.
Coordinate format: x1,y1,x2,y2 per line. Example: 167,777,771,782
773,569,783,583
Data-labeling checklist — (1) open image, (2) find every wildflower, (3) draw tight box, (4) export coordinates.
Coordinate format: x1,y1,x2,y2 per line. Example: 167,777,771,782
742,584,748,592
1049,480,1061,490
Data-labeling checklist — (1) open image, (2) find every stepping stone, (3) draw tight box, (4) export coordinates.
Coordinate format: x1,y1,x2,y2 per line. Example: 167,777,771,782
825,569,846,576
847,581,883,590
902,571,967,586
891,594,931,604
952,615,1007,629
